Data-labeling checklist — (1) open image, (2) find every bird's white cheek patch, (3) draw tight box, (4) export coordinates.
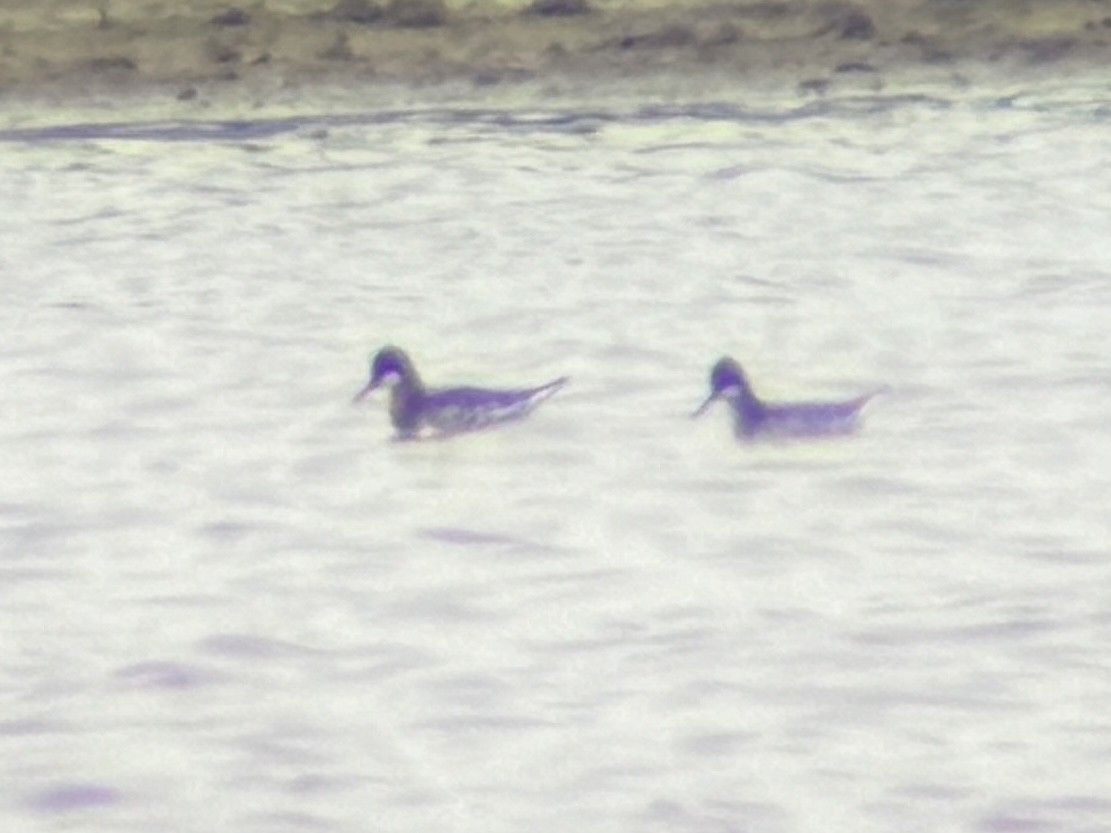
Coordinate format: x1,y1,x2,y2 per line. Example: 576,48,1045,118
721,385,742,400
378,370,402,387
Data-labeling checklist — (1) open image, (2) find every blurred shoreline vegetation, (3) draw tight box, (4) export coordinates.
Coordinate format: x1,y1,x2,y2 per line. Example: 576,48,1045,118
0,0,1108,96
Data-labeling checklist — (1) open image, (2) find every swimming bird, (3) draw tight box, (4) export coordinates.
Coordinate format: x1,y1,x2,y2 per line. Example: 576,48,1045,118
353,346,568,439
692,356,885,440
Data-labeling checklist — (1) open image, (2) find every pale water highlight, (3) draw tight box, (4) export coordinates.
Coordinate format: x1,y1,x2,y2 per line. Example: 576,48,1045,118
2,81,1110,832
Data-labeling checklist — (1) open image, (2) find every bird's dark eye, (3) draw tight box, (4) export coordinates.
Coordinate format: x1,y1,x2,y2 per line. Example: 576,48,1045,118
373,354,400,376
711,366,735,390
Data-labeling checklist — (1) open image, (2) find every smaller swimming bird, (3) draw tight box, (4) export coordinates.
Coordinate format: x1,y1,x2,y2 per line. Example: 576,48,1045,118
692,356,885,440
353,346,569,439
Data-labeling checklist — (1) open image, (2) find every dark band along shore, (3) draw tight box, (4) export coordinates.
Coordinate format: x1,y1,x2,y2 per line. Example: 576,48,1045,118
1,0,1109,107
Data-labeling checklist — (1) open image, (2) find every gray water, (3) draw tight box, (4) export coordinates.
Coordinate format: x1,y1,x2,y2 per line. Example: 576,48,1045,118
2,79,1111,833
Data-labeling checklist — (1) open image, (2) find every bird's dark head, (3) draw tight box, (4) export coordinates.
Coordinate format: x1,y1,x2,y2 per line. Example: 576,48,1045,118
692,356,751,417
353,346,418,403
708,357,747,396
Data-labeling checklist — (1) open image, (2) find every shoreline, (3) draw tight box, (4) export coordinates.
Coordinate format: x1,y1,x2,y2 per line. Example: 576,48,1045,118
1,0,1110,121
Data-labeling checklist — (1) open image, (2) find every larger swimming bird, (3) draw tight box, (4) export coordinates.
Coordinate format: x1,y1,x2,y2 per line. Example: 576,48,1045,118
353,346,568,439
692,356,886,440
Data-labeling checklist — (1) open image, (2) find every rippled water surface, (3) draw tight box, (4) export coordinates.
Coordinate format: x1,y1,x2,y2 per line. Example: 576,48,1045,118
3,80,1111,832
